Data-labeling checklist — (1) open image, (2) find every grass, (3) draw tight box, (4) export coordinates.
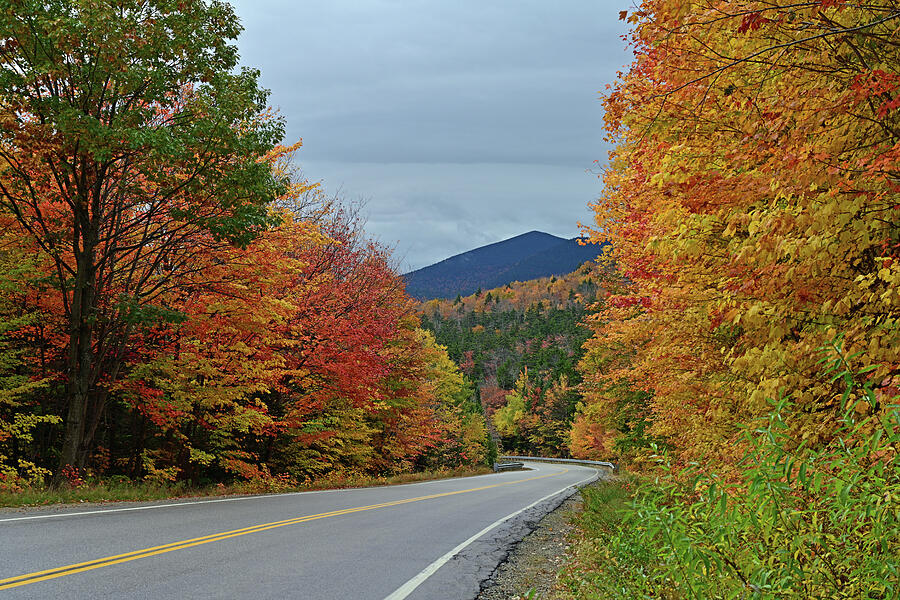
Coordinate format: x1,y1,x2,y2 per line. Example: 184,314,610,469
555,476,652,600
0,465,494,509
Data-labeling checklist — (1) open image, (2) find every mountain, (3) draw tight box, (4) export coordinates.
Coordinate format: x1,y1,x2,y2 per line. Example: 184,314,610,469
417,257,608,457
402,231,604,300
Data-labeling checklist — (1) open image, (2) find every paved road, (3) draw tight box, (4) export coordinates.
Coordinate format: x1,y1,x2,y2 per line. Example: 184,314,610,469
0,462,599,599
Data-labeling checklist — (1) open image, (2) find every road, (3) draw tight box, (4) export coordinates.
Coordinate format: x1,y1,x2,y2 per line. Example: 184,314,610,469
0,462,599,599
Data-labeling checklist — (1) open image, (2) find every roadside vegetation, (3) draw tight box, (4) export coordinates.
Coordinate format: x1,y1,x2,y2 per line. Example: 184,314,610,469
558,1,899,597
561,350,899,599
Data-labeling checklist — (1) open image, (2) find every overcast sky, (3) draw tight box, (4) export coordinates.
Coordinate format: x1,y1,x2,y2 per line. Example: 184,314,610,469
228,0,634,271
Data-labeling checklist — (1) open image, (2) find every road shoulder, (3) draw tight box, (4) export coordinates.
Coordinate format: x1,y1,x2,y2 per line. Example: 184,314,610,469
476,490,583,600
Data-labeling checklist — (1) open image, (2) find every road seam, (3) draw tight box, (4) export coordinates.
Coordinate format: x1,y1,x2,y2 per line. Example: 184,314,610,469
382,468,600,600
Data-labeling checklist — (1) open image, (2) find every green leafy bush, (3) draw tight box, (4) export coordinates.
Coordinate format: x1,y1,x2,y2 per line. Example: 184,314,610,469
564,340,899,599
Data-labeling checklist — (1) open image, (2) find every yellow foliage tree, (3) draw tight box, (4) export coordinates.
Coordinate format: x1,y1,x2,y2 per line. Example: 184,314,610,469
580,1,900,467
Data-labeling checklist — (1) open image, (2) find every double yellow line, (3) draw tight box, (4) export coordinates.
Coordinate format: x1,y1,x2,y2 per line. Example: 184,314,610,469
0,469,565,591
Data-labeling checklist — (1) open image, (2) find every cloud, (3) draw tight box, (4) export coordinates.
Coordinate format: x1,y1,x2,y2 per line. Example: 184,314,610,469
302,160,602,271
228,0,632,268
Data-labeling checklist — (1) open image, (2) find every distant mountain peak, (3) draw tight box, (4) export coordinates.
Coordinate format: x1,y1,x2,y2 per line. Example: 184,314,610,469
403,231,603,300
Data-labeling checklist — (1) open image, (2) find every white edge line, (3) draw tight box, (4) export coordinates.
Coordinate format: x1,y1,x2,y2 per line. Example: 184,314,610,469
0,466,546,524
382,467,600,600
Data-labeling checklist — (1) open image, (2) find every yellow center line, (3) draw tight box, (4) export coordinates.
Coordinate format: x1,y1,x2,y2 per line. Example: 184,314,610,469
0,468,567,590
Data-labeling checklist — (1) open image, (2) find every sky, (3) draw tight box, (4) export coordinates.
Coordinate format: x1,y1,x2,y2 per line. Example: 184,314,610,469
228,0,635,272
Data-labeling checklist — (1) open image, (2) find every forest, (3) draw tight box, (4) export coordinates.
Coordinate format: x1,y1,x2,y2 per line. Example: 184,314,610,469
419,265,605,457
0,0,491,494
559,2,900,598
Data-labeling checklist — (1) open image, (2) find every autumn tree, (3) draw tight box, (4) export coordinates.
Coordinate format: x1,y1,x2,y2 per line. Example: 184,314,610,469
0,0,291,475
580,1,900,466
408,329,488,469
0,230,57,488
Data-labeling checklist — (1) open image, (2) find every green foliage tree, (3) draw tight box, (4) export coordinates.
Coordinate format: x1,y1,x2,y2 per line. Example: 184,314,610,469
0,0,288,475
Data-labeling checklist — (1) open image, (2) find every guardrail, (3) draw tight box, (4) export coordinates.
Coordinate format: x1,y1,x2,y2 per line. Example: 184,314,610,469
492,461,524,472
499,455,618,474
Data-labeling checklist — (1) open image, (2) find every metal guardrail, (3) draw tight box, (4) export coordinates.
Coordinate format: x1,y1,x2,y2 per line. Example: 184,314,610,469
492,461,524,472
499,455,618,473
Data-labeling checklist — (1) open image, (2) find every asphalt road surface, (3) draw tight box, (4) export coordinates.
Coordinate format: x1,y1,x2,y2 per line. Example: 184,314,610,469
0,462,600,599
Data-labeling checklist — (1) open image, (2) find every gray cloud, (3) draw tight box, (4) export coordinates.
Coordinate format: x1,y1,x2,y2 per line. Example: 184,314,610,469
302,160,602,271
229,0,633,270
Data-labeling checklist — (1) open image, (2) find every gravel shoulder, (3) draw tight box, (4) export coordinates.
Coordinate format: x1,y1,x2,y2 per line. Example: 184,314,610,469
476,490,583,600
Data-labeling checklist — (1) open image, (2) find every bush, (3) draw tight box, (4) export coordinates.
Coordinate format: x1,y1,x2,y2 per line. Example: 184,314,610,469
564,340,900,599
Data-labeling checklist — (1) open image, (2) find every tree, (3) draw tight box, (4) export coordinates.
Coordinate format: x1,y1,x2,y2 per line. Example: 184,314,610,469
582,1,900,467
0,234,56,489
0,0,291,475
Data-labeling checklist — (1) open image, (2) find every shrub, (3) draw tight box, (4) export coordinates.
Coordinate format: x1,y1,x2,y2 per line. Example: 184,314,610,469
565,340,899,599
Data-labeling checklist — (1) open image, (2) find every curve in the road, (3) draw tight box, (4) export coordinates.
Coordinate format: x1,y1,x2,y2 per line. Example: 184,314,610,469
383,467,597,599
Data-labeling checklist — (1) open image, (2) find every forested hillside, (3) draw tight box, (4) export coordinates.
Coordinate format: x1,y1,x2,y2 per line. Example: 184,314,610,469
419,262,606,456
0,1,490,493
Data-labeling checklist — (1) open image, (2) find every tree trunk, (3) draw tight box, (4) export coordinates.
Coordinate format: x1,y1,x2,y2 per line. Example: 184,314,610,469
55,225,98,484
